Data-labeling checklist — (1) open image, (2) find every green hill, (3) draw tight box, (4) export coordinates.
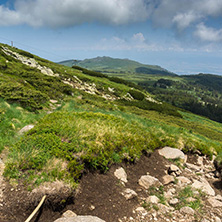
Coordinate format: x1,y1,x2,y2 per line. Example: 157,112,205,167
59,56,176,76
1,43,222,189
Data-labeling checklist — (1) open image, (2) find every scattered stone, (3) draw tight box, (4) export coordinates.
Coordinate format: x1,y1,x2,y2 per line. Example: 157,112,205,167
114,167,127,183
157,203,174,213
208,197,222,207
18,124,34,134
135,207,147,214
169,198,179,205
177,176,191,185
186,197,196,202
168,164,181,176
158,147,185,161
162,175,175,185
62,210,77,218
192,178,215,196
185,163,201,172
90,205,95,211
180,206,195,215
50,99,58,104
138,175,161,189
197,156,204,166
122,188,138,200
54,216,106,222
146,195,159,204
164,188,176,199
214,217,221,222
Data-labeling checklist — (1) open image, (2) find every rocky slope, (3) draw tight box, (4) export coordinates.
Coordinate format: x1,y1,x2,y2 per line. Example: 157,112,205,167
1,147,221,222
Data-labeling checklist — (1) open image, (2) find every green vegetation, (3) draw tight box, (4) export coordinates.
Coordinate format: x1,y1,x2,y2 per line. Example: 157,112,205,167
1,43,222,189
60,56,175,76
174,186,204,211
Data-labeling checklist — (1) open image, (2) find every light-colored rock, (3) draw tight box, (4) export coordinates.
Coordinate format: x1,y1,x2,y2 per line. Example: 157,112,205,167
185,163,201,171
114,167,127,183
164,188,176,199
62,210,77,218
135,207,147,214
214,217,221,222
18,124,34,134
192,178,215,196
157,204,174,213
146,195,159,204
177,176,191,185
169,198,179,205
197,156,204,166
54,216,106,222
122,188,137,200
208,196,222,207
162,175,174,185
168,164,181,176
215,195,222,201
138,175,161,189
186,197,196,202
180,206,195,215
158,147,185,161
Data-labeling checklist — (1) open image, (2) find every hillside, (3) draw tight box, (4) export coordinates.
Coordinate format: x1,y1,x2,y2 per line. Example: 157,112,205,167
59,56,176,76
0,44,222,221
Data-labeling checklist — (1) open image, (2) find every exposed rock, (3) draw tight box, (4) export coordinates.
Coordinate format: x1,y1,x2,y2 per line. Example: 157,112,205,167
192,178,215,196
158,147,185,161
180,206,195,215
146,195,159,204
185,163,201,172
122,188,137,200
62,210,77,218
164,188,176,199
138,175,161,189
208,196,222,207
114,167,128,183
168,164,181,176
162,175,175,185
177,176,191,185
54,216,106,222
214,217,221,222
157,203,174,213
18,124,35,134
197,156,204,166
169,198,179,205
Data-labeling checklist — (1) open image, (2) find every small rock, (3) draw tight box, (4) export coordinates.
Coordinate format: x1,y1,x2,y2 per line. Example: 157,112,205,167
158,147,185,161
168,164,181,176
180,206,195,215
114,167,127,183
54,215,105,222
62,210,77,218
208,197,222,207
18,124,34,134
146,195,159,204
122,188,137,200
177,176,191,185
185,163,201,172
90,205,95,211
169,198,179,205
186,197,196,202
214,217,221,222
135,207,147,214
50,99,58,104
192,178,215,196
162,175,174,185
197,156,203,166
157,203,174,213
138,175,161,189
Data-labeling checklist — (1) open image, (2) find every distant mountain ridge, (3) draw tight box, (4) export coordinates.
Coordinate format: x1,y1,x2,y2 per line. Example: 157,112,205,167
59,56,176,76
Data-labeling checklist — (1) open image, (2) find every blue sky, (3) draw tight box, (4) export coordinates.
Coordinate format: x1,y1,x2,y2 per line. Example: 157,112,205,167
0,0,222,75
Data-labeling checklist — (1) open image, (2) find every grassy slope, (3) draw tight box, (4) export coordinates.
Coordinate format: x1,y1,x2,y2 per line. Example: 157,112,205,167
1,44,222,189
59,56,175,76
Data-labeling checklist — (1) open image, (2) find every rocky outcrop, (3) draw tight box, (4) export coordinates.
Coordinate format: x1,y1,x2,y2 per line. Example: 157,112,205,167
158,147,186,161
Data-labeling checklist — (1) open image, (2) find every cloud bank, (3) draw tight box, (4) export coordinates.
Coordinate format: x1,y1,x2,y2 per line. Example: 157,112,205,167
1,0,222,42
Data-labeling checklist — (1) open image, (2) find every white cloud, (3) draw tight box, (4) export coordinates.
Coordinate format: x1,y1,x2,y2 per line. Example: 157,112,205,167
173,11,202,30
132,33,145,42
195,23,222,42
0,0,149,27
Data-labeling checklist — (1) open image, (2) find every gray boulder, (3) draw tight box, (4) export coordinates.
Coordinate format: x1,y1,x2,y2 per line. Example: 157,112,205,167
54,216,106,222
